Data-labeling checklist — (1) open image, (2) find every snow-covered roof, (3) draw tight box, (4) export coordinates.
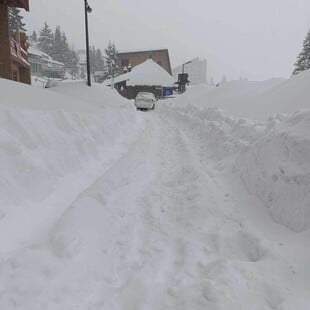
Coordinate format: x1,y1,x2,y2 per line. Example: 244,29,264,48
28,47,64,66
118,48,168,54
112,59,174,87
28,47,50,58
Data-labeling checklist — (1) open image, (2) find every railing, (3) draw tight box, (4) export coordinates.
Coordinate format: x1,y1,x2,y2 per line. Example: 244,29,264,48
10,37,28,64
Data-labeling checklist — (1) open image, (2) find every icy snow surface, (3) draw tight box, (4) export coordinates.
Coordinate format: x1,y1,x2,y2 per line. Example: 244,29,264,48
0,74,309,309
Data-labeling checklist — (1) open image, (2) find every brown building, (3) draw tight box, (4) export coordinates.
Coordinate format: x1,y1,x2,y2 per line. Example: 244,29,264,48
117,48,172,75
105,59,174,100
0,0,31,84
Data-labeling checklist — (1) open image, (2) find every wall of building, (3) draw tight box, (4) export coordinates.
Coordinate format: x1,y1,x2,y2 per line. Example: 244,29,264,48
0,4,31,84
28,49,65,79
114,83,163,100
0,4,13,80
172,57,207,85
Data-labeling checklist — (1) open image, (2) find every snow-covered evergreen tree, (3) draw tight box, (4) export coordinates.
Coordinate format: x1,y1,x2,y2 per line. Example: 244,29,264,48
293,29,310,75
9,8,26,35
104,41,120,79
95,48,105,72
30,31,38,43
80,67,86,80
89,46,97,75
51,26,62,61
60,32,71,67
49,26,71,68
88,46,105,77
38,22,54,55
67,49,79,79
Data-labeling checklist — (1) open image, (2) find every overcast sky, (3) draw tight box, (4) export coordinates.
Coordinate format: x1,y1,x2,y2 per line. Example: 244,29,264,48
23,0,310,81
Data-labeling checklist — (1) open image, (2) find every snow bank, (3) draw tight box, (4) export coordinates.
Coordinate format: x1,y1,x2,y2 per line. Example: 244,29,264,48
160,71,310,232
237,111,310,232
158,100,269,163
0,79,143,256
249,69,310,119
179,78,285,120
180,71,309,120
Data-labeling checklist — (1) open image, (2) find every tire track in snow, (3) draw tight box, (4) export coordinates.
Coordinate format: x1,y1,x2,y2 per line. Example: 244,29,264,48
0,111,307,309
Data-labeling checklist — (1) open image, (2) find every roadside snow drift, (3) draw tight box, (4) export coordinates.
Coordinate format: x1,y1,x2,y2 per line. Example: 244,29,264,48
160,71,310,232
0,79,143,256
0,73,308,310
237,111,310,232
180,70,309,120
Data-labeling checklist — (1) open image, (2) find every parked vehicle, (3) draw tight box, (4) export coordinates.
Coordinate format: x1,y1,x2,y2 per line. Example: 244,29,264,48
134,92,156,111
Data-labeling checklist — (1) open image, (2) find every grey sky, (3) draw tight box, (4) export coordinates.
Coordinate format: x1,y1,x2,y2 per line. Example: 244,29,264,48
23,0,310,81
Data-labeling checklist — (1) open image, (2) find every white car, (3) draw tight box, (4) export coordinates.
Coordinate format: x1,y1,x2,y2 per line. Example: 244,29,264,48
134,92,156,111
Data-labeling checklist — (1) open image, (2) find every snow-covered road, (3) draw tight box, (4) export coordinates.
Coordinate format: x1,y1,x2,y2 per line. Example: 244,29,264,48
1,105,308,309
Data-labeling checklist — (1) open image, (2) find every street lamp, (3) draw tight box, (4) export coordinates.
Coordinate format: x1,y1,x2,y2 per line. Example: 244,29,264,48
182,60,192,74
84,0,92,86
178,60,192,93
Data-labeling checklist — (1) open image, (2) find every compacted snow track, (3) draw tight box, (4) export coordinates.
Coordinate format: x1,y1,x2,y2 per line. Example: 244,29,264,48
0,99,308,309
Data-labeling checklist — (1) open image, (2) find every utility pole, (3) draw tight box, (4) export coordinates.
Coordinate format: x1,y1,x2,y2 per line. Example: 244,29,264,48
84,0,92,86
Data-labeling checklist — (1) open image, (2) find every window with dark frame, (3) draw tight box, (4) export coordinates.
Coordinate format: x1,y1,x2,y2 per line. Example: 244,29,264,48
121,59,129,67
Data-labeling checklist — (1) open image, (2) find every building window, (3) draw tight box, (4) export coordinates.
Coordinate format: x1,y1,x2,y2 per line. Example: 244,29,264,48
121,59,129,67
12,70,18,81
30,63,40,73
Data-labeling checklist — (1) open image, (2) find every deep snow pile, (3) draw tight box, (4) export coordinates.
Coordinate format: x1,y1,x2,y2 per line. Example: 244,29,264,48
0,74,308,309
0,79,143,256
160,71,310,232
180,70,309,120
237,111,310,231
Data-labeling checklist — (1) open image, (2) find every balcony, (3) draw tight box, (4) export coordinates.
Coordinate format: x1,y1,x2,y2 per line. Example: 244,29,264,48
10,37,29,67
0,0,29,11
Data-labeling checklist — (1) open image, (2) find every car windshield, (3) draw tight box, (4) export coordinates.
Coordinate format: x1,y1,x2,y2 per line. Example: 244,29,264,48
136,92,155,100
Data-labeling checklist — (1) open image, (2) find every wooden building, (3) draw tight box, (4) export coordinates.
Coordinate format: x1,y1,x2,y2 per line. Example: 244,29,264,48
105,59,174,100
117,48,172,75
0,0,31,84
28,47,65,79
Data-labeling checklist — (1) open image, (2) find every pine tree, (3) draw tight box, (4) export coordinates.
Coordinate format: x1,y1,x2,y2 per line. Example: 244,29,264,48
96,49,105,71
104,41,120,79
9,8,26,35
30,31,38,43
89,45,97,74
60,32,71,67
293,29,310,75
38,22,54,55
67,48,79,79
51,26,62,61
50,26,71,68
80,66,86,80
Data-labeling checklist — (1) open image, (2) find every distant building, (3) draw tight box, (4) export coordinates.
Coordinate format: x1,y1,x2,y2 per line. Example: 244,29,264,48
104,59,174,99
172,57,207,85
28,47,65,79
117,48,172,75
0,0,31,84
